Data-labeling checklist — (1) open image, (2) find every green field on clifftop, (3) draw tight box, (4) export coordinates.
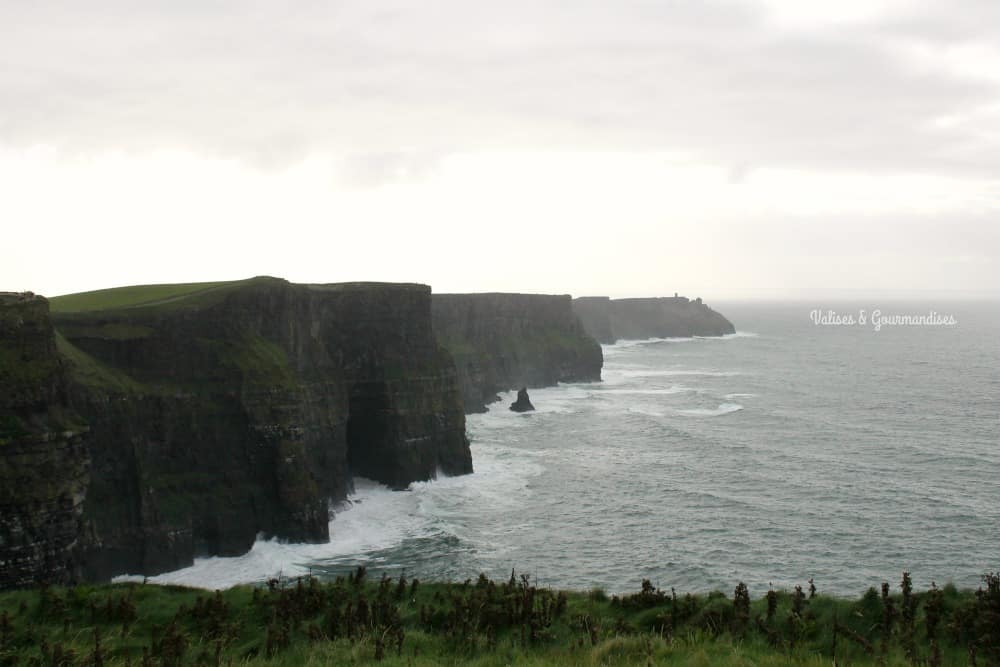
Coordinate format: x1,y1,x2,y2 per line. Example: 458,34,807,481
48,277,428,315
0,572,996,666
49,281,236,312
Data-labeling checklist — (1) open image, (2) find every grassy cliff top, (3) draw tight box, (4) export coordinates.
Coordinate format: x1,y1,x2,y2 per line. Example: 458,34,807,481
50,278,431,315
48,278,277,314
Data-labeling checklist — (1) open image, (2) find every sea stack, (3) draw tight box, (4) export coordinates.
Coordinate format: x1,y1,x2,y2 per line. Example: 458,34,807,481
509,387,535,412
431,293,603,413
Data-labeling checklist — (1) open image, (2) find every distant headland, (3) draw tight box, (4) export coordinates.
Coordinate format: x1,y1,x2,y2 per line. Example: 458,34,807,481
572,295,735,343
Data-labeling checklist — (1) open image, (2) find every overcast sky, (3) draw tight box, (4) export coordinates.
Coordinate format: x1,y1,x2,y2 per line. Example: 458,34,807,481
1,0,998,299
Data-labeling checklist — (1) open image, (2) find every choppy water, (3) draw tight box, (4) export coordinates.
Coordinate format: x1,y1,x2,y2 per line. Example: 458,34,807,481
126,301,1000,596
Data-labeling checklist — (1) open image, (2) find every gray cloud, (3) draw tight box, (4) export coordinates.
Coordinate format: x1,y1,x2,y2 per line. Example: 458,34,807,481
1,0,999,179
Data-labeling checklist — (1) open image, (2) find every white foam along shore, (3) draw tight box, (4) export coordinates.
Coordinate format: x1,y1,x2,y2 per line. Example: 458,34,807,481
113,439,545,590
601,331,757,357
113,478,422,589
112,332,757,589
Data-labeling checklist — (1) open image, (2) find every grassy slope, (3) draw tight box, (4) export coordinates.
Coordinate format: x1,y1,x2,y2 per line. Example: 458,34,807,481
48,278,419,315
0,573,994,666
48,281,242,314
48,277,298,394
54,332,145,393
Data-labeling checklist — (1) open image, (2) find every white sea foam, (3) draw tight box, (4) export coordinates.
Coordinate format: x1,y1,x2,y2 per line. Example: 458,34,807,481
113,479,424,588
700,331,758,340
113,442,543,590
598,368,639,386
599,387,692,396
724,393,757,399
602,337,697,357
602,331,758,357
617,369,740,378
675,402,744,417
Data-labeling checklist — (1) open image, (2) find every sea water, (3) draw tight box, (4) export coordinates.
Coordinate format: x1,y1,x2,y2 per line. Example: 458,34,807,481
125,301,1000,596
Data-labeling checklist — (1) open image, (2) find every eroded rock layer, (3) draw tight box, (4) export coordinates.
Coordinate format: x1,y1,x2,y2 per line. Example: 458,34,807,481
432,293,603,412
0,293,90,588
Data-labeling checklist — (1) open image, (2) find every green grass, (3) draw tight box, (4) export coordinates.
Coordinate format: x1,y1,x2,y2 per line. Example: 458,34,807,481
213,333,297,388
0,572,996,666
48,281,239,313
48,277,420,315
54,332,144,393
48,276,294,315
47,277,302,394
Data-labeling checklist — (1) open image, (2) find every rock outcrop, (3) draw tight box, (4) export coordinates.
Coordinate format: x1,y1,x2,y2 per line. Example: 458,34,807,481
0,293,90,588
509,388,535,413
1,277,472,587
572,296,735,343
432,293,603,413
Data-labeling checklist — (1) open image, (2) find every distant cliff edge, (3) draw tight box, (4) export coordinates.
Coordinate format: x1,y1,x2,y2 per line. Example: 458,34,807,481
572,295,735,343
1,278,471,587
432,294,603,413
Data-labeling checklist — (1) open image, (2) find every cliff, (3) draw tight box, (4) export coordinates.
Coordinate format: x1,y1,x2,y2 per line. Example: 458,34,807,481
572,296,735,343
0,293,90,588
571,297,617,344
1,277,471,586
432,293,603,412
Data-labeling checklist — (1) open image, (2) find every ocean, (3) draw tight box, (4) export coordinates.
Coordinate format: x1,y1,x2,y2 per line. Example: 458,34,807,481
125,301,1000,597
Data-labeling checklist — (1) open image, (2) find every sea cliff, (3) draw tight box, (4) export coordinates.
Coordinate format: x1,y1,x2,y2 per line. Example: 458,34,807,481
572,295,735,343
1,278,472,586
0,293,89,588
432,293,603,412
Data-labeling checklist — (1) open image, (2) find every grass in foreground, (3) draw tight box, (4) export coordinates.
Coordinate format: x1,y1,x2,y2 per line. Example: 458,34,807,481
0,570,998,666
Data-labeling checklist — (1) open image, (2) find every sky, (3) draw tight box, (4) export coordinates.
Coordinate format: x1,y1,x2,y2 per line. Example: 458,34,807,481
1,0,998,300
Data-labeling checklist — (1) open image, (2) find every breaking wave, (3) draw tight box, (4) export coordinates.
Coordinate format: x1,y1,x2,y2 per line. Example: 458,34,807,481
675,402,744,417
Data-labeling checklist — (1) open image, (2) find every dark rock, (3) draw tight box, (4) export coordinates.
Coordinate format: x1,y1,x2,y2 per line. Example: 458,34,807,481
572,295,735,342
570,297,616,343
0,293,90,589
509,387,535,412
432,293,603,413
2,278,473,586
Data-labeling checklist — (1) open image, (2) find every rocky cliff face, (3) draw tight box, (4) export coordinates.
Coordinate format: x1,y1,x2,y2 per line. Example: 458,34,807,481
571,297,617,344
1,278,471,586
0,293,89,589
432,294,603,412
572,296,735,343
